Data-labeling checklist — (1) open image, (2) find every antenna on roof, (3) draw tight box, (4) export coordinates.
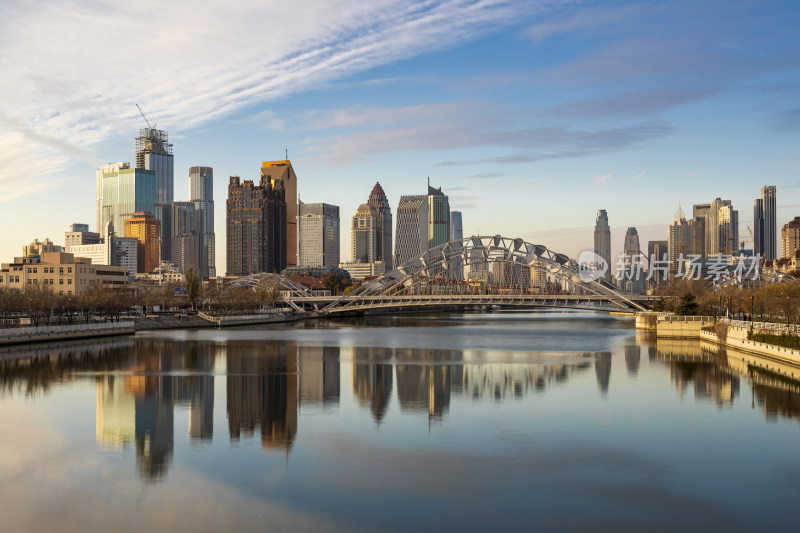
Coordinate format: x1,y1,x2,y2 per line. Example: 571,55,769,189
285,147,288,160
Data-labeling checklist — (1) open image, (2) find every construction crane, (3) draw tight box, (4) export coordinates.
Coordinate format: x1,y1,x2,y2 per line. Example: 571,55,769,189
135,104,154,130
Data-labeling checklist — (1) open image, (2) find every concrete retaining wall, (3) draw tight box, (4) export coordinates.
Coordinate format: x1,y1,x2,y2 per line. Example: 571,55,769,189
0,322,135,346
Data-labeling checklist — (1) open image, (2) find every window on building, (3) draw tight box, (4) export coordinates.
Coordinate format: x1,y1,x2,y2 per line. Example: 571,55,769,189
68,267,72,273
59,291,63,295
67,291,72,295
59,268,63,275
59,279,63,285
68,279,72,285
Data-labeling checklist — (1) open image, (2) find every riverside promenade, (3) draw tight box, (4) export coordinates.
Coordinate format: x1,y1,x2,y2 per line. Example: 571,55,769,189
0,309,300,347
636,312,800,381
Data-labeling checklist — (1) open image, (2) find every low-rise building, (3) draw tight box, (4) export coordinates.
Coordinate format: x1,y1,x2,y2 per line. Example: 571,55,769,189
339,261,386,281
0,252,128,295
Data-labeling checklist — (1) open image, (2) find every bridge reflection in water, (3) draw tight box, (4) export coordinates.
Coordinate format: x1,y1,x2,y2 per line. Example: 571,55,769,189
3,328,800,484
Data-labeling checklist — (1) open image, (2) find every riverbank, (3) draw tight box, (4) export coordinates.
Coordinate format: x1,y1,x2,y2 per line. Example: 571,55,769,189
636,312,800,378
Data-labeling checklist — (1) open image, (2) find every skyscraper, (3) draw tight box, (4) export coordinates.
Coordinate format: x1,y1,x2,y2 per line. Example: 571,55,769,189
705,198,738,255
782,216,800,259
622,227,645,294
754,186,777,260
593,209,611,282
298,203,340,269
189,166,215,278
124,211,161,274
647,240,668,289
97,162,156,237
668,206,690,271
427,184,450,249
226,175,286,276
395,195,428,267
367,182,393,269
450,211,463,241
135,128,174,261
351,204,380,263
260,160,298,268
171,202,201,274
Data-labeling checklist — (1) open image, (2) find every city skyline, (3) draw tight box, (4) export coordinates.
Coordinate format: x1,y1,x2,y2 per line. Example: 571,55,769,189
2,0,800,273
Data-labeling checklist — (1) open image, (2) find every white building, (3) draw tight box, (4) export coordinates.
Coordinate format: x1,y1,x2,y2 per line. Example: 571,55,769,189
298,202,340,269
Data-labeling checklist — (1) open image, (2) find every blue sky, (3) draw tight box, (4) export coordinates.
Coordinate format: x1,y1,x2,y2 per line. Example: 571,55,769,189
1,0,799,271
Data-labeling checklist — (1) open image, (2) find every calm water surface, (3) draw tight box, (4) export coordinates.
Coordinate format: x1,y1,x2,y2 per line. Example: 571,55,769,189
2,312,800,532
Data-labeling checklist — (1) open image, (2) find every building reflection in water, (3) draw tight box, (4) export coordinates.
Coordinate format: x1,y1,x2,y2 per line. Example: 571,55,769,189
298,346,340,409
226,343,298,452
352,347,394,423
95,340,217,481
395,348,457,423
624,344,640,376
594,352,612,395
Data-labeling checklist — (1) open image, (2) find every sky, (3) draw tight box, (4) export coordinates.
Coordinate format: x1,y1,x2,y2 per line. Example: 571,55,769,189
1,0,799,273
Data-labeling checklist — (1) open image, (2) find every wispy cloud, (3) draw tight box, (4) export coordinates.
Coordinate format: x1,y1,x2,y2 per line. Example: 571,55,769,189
684,170,698,176
593,172,612,185
0,0,554,199
631,171,646,181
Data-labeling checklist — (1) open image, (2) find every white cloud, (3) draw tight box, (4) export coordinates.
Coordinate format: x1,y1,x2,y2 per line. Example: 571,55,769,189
593,172,612,185
684,170,698,176
631,171,646,181
0,0,553,201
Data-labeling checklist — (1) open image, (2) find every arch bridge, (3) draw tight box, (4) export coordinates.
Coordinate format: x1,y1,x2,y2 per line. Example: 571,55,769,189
317,236,650,315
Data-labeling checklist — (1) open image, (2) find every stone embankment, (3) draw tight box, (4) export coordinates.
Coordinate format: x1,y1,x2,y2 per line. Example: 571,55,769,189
636,312,800,379
0,322,134,346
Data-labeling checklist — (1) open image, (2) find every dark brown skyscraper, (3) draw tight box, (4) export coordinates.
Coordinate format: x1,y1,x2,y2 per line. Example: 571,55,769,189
226,175,287,275
367,182,393,269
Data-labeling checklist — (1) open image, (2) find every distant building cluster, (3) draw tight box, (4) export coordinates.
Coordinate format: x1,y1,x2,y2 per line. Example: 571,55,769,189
593,184,799,295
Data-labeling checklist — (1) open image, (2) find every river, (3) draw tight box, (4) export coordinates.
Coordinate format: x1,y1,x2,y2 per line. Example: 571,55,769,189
1,312,799,532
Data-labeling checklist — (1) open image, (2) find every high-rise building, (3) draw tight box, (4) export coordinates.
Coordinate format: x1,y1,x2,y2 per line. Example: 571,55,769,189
97,162,156,238
395,195,428,267
450,211,463,242
298,203,339,269
593,209,611,282
782,216,800,259
367,182,393,269
622,227,645,294
260,160,298,268
688,216,705,257
754,186,777,260
226,175,287,276
351,204,380,264
171,202,202,274
124,211,161,274
135,129,174,261
705,198,738,255
647,240,668,289
668,206,690,271
189,166,215,278
427,184,450,249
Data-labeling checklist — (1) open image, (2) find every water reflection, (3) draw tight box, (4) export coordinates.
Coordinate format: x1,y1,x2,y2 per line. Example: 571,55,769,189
2,324,800,492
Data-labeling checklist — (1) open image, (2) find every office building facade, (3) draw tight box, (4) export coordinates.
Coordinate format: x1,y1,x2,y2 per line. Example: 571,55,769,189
124,211,161,274
367,182,393,269
594,209,611,282
226,175,287,276
450,211,463,242
351,204,380,264
189,166,216,278
782,216,800,259
395,195,428,267
260,160,298,268
298,203,339,269
427,184,450,249
754,185,777,260
97,162,157,240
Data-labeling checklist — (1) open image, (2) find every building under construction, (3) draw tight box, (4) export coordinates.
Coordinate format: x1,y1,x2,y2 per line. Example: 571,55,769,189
135,128,174,260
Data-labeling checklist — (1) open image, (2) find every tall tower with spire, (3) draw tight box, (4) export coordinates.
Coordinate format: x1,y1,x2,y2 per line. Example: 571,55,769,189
368,182,393,269
594,209,611,283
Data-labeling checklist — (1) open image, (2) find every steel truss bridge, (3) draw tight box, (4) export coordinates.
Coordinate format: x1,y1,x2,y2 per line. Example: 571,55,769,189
228,236,792,316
